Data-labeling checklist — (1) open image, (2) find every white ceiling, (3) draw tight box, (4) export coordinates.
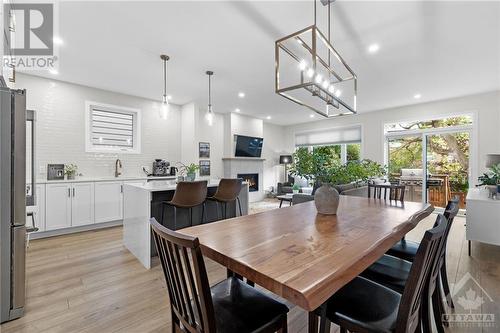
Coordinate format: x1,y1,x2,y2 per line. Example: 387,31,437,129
24,1,500,125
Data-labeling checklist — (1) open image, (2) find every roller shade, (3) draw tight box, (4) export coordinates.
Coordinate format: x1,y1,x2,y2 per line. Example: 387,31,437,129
90,106,134,148
295,125,361,147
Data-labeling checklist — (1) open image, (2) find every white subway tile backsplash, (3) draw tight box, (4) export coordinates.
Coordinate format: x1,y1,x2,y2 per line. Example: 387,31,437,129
16,74,182,179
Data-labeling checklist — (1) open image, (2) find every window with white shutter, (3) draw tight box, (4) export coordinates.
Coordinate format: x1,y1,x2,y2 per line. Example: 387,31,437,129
85,101,141,153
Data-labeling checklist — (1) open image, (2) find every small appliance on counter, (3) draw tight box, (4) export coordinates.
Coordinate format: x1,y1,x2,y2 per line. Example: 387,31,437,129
170,166,177,176
47,164,64,180
152,159,170,176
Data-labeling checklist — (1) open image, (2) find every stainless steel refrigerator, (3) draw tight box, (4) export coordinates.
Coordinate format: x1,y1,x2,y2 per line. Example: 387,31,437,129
0,86,28,323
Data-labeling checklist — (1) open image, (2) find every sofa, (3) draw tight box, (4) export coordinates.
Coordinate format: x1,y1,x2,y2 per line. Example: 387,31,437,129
277,175,309,195
292,182,368,205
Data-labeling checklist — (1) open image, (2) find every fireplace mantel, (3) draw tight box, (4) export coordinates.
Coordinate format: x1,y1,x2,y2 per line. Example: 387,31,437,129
222,157,265,202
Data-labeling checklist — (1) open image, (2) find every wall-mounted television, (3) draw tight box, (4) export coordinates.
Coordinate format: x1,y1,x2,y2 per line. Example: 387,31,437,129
234,135,264,158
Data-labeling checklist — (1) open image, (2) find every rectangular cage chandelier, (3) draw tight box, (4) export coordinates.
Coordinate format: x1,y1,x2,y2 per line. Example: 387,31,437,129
275,0,357,118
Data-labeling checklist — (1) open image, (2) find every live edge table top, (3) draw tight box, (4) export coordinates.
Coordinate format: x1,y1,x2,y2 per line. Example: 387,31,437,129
180,196,433,311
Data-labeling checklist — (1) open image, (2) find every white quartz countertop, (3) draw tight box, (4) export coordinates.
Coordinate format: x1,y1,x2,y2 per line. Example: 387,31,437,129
36,175,177,184
125,180,248,192
467,188,500,203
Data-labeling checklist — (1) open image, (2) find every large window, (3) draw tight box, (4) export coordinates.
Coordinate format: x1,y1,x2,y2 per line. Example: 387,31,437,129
85,101,141,154
295,125,362,164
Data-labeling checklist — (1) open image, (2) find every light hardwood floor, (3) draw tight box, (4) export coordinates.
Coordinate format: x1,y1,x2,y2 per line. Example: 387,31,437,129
1,199,499,333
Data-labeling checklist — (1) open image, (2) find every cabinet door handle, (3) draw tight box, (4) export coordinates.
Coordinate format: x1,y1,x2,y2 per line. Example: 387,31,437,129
68,188,71,197
72,188,75,197
121,185,123,193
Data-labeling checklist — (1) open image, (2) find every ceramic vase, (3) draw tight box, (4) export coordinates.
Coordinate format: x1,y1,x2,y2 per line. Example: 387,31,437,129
314,184,340,215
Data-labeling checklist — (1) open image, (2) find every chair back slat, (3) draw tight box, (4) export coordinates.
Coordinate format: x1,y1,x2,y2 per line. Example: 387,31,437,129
151,218,216,333
396,214,447,333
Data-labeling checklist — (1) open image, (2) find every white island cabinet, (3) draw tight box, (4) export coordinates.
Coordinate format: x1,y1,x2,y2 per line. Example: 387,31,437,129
123,180,249,269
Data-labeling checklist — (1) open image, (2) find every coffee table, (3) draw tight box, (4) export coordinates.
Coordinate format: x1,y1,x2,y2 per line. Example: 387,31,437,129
276,194,293,208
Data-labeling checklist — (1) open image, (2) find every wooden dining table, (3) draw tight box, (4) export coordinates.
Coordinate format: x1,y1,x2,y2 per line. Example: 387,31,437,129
180,196,433,331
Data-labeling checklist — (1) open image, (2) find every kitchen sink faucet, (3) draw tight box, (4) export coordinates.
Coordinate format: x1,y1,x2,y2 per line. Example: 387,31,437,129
115,159,123,177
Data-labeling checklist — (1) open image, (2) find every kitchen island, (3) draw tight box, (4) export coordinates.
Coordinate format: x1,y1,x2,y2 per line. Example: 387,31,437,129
123,180,249,268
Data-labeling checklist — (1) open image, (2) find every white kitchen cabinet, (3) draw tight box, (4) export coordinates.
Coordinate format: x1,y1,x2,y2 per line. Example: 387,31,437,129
94,181,123,223
46,183,72,230
71,182,95,226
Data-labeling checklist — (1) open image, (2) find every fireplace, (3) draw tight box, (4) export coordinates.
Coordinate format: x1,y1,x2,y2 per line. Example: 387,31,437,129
238,173,259,192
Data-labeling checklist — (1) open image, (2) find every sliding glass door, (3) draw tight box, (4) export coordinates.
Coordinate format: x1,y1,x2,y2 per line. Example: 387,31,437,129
425,131,470,209
385,115,473,210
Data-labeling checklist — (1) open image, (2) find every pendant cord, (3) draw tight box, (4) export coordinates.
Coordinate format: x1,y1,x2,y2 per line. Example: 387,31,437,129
208,74,211,108
163,58,167,102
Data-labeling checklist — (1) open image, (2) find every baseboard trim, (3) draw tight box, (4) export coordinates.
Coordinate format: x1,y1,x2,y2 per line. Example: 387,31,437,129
30,220,123,239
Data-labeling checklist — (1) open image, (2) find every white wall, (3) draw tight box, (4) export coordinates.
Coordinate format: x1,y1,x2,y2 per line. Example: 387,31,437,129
15,73,182,178
284,91,500,185
262,122,288,192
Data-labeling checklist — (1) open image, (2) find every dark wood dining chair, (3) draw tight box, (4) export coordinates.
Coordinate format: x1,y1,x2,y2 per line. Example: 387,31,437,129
207,178,243,219
368,183,406,202
150,218,289,333
161,180,208,229
386,197,460,309
360,208,458,332
310,214,447,333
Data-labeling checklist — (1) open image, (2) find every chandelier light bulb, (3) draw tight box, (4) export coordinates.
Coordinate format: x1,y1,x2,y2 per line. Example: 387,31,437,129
298,60,307,71
315,74,322,84
335,90,342,98
306,68,314,78
328,85,335,94
322,80,329,89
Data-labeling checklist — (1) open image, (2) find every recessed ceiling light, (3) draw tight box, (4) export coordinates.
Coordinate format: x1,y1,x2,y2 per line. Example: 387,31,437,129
167,95,172,100
414,93,422,99
266,116,271,120
49,68,58,75
235,108,241,113
53,36,64,45
309,114,315,118
238,92,245,98
368,43,380,54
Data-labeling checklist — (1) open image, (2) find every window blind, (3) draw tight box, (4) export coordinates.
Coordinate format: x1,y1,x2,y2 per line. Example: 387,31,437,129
90,106,134,148
295,125,361,147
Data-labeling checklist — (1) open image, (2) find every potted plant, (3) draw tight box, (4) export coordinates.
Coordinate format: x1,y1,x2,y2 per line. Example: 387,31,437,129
478,162,500,197
177,162,199,181
290,148,385,214
64,163,78,180
292,184,300,194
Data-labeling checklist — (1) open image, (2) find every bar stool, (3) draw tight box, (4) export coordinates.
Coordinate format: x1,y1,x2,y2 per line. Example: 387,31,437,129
207,178,243,219
161,180,208,230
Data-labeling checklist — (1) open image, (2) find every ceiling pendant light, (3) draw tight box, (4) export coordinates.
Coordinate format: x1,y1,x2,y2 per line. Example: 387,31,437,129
205,71,214,126
275,0,357,118
160,54,170,120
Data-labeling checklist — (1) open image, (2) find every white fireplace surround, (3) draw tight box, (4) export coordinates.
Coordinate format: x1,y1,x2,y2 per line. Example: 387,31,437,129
222,157,265,202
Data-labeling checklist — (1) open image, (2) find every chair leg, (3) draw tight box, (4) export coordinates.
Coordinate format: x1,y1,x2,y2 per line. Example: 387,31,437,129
237,196,243,216
432,288,445,333
200,203,205,224
308,312,318,333
340,328,347,333
173,207,177,230
277,314,288,333
440,259,455,308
